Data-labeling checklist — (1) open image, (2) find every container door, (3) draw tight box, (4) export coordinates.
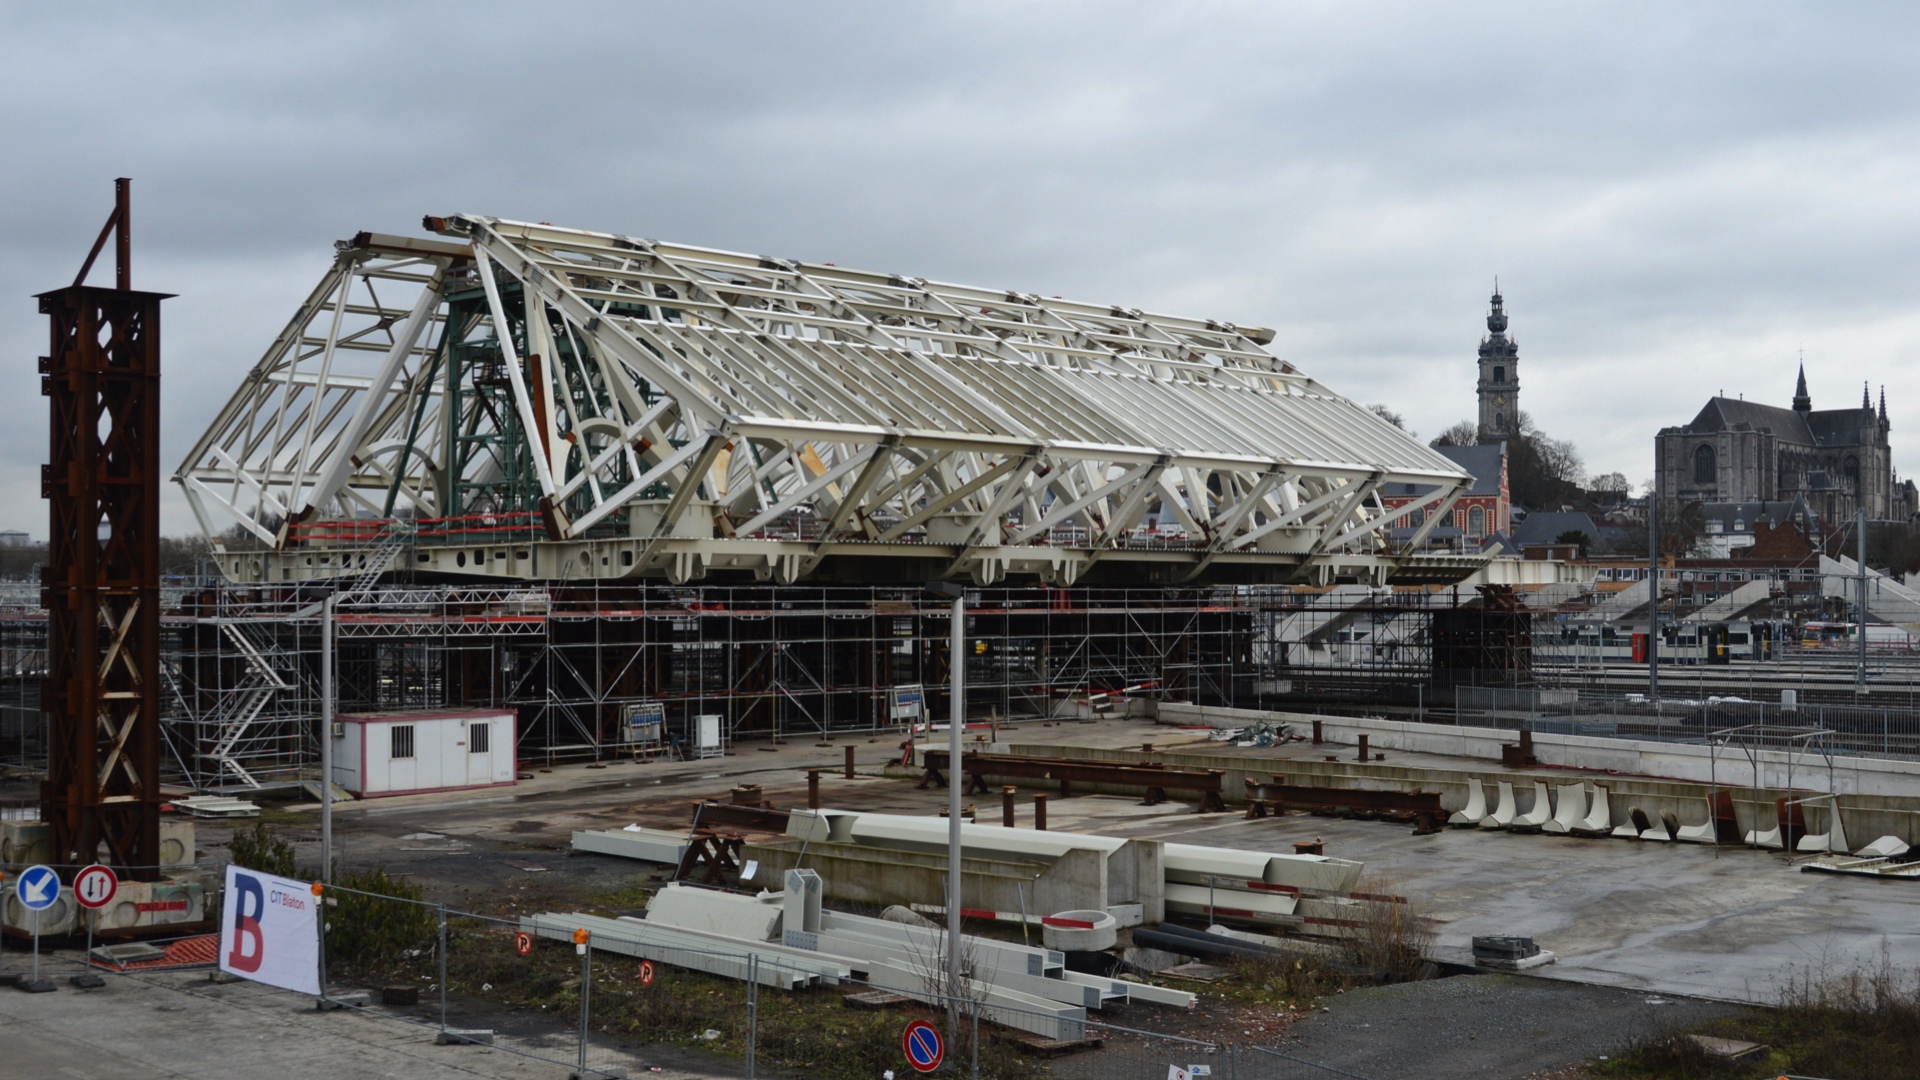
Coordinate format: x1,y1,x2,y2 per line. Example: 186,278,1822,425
468,719,495,784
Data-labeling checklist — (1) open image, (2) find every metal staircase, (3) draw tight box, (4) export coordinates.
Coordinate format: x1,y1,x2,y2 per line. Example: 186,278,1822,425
204,621,295,789
339,521,415,597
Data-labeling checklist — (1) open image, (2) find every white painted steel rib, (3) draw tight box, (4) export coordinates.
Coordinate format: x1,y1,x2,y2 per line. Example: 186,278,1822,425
178,213,1476,585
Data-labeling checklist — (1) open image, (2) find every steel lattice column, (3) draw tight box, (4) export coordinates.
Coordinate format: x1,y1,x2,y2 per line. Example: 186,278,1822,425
37,280,168,879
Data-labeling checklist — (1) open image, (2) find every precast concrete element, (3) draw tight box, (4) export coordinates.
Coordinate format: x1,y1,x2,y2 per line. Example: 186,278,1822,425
1573,785,1613,836
645,883,783,941
819,909,1063,976
1510,781,1552,830
1450,777,1487,825
863,959,1087,1042
783,869,823,936
1479,781,1518,828
1163,841,1362,894
1793,795,1850,854
1040,909,1118,952
1542,783,1590,835
1674,811,1719,843
1744,820,1784,850
1855,835,1911,858
84,879,207,933
1611,807,1646,839
1164,881,1299,926
1116,979,1198,1009
571,827,689,864
520,912,836,989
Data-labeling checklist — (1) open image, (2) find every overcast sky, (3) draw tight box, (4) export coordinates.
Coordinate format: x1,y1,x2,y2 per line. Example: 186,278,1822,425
4,3,1920,537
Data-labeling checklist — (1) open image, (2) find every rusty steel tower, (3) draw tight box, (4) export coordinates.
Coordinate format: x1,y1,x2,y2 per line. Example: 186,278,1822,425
38,178,169,878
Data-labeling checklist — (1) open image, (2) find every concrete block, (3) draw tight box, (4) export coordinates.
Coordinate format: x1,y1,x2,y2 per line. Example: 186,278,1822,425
1573,784,1613,835
3,884,76,936
160,818,196,869
0,820,50,867
1794,796,1849,854
1542,783,1588,835
1449,777,1487,825
1512,781,1554,830
646,883,782,941
1478,781,1517,828
572,827,688,865
87,879,206,933
1855,835,1910,858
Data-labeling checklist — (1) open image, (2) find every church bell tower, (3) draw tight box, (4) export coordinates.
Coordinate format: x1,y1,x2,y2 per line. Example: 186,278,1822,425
1477,286,1519,443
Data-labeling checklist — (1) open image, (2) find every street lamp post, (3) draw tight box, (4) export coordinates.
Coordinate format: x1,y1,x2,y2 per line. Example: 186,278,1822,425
321,592,335,883
925,580,966,1018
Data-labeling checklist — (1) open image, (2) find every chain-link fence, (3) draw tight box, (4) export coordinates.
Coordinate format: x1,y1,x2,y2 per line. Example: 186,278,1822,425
1456,684,1920,761
308,879,1382,1080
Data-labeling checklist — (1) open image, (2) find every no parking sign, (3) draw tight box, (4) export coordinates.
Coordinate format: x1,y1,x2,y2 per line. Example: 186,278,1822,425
902,1019,944,1073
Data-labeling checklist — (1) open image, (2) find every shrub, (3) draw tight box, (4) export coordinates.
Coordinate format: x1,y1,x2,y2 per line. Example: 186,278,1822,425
227,821,298,877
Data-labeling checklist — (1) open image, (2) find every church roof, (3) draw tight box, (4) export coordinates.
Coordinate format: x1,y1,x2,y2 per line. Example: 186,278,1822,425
1683,396,1873,448
1685,397,1814,442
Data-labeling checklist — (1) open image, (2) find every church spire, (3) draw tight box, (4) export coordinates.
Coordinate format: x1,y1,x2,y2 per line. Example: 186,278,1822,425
1792,363,1810,412
1864,381,1873,411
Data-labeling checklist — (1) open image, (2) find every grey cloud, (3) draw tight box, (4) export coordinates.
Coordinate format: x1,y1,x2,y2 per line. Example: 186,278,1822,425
3,2,1920,535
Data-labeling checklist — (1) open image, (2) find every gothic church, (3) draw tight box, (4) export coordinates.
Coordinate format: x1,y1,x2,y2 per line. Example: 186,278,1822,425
1655,369,1915,523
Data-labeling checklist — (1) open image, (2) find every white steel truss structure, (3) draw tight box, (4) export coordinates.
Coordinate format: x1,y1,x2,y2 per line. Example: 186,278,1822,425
178,215,1479,587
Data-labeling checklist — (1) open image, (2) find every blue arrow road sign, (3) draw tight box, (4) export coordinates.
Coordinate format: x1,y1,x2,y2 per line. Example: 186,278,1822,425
15,864,59,912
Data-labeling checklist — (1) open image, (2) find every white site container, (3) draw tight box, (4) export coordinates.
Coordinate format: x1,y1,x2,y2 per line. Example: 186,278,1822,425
331,709,517,798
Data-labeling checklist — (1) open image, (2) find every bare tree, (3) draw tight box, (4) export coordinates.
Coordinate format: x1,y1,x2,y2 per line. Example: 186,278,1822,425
1588,471,1630,495
1429,420,1480,448
1367,404,1410,435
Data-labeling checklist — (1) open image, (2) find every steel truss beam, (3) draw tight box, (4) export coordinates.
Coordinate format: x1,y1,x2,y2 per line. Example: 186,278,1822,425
178,215,1476,587
39,180,168,877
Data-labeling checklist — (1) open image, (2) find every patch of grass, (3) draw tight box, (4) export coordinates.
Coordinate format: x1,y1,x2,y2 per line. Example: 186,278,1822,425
1211,946,1364,1008
1600,955,1920,1080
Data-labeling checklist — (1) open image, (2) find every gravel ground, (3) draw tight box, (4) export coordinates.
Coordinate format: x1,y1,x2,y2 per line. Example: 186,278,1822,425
1267,973,1744,1079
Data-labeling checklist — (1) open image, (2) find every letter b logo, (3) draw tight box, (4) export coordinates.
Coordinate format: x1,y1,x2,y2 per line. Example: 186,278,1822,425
227,873,265,972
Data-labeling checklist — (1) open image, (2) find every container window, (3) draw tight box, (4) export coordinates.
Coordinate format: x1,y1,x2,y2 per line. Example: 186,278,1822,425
391,724,416,759
469,722,490,754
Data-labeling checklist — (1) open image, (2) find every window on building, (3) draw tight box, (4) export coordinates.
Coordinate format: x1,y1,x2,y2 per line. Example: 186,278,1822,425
391,724,416,760
1410,507,1424,528
1845,456,1860,487
1694,444,1716,484
1493,366,1505,384
469,722,490,754
1733,519,1745,532
1494,411,1506,431
1468,505,1485,537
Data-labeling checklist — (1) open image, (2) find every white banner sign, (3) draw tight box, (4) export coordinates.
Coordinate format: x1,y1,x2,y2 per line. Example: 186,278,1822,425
219,864,320,995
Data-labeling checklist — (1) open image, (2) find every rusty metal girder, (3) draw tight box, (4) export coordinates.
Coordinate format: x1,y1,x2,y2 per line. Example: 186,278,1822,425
920,750,1227,813
690,800,790,833
1243,776,1443,833
37,180,168,878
